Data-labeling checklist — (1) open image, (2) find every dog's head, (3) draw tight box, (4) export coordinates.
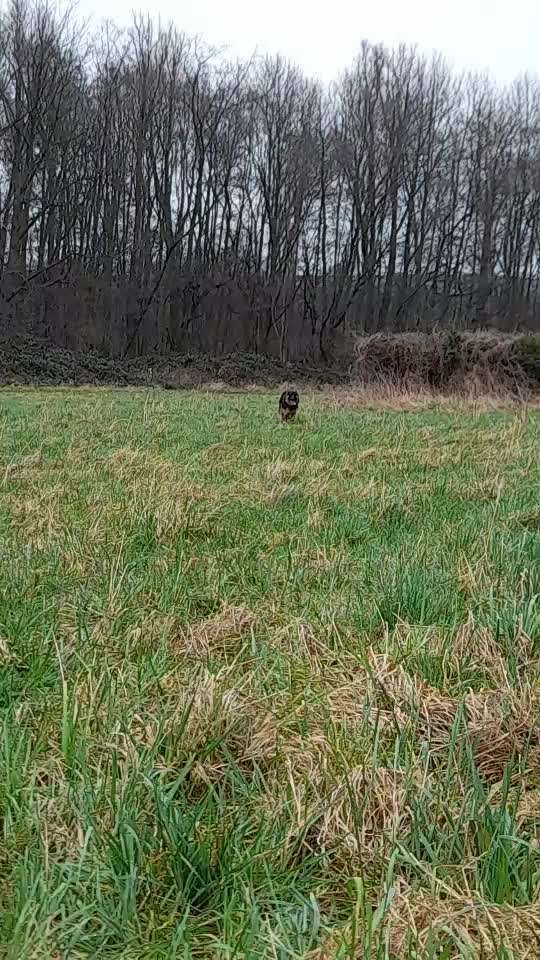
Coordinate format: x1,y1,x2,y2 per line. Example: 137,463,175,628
283,390,299,408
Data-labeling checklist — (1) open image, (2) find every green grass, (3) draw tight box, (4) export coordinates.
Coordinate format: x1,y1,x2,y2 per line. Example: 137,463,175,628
0,387,539,958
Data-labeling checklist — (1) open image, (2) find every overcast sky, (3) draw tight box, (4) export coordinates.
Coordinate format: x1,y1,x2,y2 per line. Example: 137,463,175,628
78,0,539,86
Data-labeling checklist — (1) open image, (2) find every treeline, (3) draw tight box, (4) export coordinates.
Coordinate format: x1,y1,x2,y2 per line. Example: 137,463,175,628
0,1,539,361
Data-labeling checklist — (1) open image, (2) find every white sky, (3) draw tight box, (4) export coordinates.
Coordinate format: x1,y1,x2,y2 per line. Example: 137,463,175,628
78,0,539,86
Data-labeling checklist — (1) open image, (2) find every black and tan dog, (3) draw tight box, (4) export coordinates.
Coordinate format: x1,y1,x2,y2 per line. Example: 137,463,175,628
278,389,299,421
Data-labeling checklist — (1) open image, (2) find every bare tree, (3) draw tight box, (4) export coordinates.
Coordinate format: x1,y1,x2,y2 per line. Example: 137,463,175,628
0,6,538,356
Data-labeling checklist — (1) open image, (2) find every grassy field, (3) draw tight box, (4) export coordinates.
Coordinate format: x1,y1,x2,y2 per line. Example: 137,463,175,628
0,388,539,959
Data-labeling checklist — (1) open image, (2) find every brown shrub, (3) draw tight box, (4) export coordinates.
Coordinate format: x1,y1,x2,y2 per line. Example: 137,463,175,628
353,331,540,396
